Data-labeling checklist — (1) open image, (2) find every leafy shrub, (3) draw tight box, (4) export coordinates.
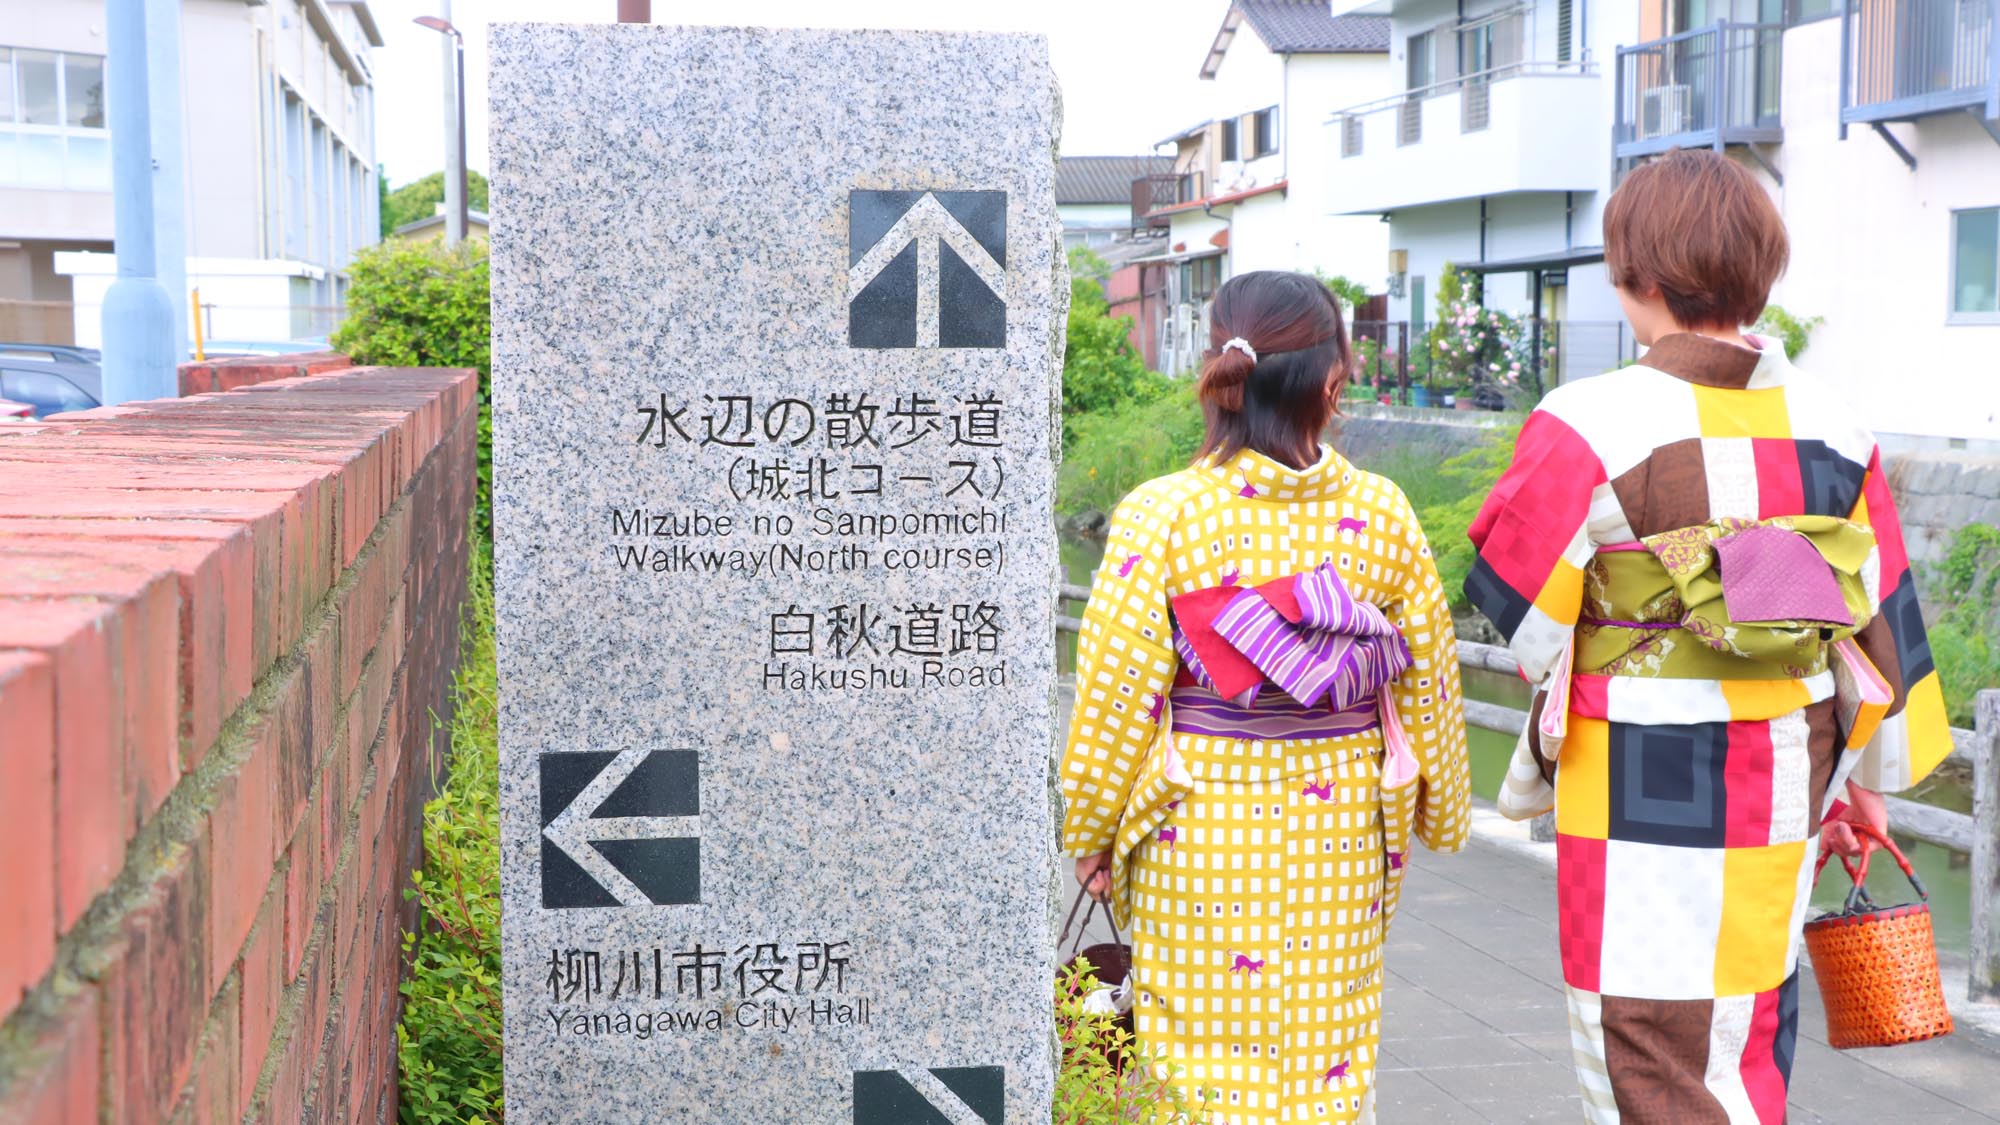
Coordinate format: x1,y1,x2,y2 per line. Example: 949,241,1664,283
1751,304,1823,361
1057,386,1206,517
1391,428,1517,614
332,239,493,539
1056,958,1209,1124
397,537,503,1124
1924,523,2000,726
1065,248,1171,449
1313,272,1372,321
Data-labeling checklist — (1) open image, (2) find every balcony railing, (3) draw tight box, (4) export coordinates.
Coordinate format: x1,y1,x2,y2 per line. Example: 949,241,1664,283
1129,171,1208,227
1614,22,1785,160
1331,60,1595,158
1840,0,1999,129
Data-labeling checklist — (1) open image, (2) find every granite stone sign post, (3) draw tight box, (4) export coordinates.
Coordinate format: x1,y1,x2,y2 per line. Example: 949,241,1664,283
489,24,1062,1123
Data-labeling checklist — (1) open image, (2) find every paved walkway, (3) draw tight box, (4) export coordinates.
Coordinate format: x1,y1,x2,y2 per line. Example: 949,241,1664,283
1063,811,2000,1122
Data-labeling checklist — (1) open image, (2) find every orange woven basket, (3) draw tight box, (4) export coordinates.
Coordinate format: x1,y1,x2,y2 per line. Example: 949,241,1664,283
1802,823,1954,1049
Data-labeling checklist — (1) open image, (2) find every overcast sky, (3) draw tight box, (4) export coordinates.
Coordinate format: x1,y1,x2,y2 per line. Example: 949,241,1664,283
369,0,1227,188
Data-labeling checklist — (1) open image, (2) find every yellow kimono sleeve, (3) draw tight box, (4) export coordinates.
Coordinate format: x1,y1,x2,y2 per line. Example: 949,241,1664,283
1059,487,1179,857
1387,498,1472,855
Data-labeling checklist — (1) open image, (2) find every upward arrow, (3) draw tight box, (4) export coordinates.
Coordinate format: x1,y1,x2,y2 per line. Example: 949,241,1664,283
543,746,700,907
848,193,1007,347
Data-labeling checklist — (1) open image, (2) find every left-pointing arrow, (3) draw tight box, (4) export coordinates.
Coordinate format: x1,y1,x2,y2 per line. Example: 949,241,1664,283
542,746,701,907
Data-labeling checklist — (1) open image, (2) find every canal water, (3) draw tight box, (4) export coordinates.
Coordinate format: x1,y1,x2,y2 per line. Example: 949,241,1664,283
1057,530,1974,953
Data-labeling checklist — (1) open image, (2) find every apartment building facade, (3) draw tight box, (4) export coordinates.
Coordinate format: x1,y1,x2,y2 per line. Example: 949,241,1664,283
1329,0,1999,444
1,0,383,346
1135,0,1394,373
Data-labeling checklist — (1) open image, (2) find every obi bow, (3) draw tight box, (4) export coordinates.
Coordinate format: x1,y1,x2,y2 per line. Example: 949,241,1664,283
1169,562,1412,709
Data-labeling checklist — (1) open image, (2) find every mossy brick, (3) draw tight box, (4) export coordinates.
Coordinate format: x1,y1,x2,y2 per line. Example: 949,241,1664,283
235,886,284,1117
102,833,211,1124
0,651,57,1018
0,597,129,930
206,723,280,994
169,970,240,1125
0,556,181,829
0,993,101,1125
280,801,320,983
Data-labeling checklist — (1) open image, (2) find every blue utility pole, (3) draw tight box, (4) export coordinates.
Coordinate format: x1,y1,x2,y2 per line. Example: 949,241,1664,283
149,0,188,363
101,0,183,405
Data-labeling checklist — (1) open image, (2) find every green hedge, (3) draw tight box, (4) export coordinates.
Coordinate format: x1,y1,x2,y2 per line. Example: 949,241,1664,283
397,537,504,1124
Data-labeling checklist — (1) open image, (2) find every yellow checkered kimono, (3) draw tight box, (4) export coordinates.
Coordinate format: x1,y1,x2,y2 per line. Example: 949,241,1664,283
1060,445,1471,1125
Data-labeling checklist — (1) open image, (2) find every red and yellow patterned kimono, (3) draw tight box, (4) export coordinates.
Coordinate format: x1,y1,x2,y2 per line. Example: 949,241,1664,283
1466,333,1954,1124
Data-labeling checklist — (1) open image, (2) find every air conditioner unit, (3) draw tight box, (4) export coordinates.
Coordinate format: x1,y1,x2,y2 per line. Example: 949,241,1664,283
1217,160,1255,193
1639,85,1691,139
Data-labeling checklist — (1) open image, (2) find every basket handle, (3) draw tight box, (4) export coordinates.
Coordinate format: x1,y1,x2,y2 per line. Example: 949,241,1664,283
1812,821,1929,914
1059,884,1124,958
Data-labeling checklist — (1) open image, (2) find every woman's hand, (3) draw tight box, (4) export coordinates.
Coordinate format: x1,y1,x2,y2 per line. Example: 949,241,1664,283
1075,849,1114,905
1822,781,1888,860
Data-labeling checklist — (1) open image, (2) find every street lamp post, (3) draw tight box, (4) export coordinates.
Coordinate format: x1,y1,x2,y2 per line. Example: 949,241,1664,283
414,13,468,245
101,0,182,404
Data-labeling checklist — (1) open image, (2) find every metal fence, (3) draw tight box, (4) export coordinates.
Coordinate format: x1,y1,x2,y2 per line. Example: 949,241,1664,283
1054,585,2000,1007
1349,318,1642,402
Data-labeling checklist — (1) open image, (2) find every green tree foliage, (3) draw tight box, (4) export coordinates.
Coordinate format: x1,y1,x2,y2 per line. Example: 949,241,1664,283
331,238,493,537
1057,386,1207,517
1925,523,2000,726
1751,305,1824,361
1064,247,1170,448
382,169,493,236
397,538,503,1124
1313,272,1372,321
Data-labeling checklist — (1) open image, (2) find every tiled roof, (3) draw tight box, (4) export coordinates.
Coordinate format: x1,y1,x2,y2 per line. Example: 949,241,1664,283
1055,156,1177,205
1238,2,1389,54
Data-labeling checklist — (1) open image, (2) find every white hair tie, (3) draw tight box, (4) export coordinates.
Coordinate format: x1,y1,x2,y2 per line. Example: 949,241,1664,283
1220,337,1258,363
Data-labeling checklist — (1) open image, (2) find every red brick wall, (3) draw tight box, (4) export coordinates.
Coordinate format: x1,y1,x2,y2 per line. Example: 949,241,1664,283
0,361,479,1124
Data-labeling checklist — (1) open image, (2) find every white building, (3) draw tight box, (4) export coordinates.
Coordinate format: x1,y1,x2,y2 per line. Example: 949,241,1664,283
1327,0,2000,445
1,0,383,347
1138,0,1395,373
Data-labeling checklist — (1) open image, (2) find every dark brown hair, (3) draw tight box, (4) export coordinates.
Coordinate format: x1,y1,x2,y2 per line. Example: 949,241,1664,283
1195,270,1352,469
1603,148,1789,329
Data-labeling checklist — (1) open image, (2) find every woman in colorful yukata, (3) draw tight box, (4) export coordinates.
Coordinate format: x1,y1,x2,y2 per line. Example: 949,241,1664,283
1059,270,1472,1124
1468,150,1954,1123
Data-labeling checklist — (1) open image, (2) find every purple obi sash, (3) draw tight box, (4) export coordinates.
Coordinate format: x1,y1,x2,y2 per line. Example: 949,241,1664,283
1167,562,1412,730
1168,683,1382,741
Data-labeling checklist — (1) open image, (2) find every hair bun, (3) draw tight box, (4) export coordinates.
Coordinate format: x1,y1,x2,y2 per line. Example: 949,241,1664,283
1199,345,1256,413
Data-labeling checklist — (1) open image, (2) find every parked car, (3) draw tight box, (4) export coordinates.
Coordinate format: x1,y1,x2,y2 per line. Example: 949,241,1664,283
0,398,33,420
0,342,100,365
0,358,102,418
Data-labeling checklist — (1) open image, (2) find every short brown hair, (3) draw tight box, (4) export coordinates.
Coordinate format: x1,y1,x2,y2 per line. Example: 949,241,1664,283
1195,271,1352,468
1603,149,1788,329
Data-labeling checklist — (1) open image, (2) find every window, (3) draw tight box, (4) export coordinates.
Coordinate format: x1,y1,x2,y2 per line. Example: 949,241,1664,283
1251,107,1277,158
0,46,111,190
1557,0,1573,62
1951,207,1999,321
1183,256,1221,301
1407,31,1434,91
1218,118,1238,163
1787,0,1838,23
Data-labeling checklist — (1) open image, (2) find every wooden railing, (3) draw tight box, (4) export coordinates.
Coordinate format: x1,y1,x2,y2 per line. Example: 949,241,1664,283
1054,583,2000,1006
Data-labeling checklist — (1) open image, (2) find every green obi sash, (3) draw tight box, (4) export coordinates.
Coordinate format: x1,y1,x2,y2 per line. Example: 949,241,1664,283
1578,516,1877,680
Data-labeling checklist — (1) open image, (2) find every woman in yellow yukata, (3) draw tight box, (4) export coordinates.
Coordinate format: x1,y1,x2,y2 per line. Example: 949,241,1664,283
1059,270,1472,1125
